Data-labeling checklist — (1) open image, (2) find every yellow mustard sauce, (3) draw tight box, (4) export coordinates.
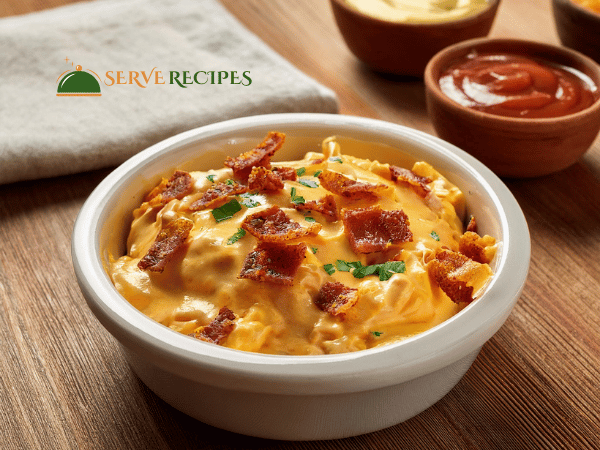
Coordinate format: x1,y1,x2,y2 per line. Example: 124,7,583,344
109,136,495,355
571,0,600,13
343,0,490,23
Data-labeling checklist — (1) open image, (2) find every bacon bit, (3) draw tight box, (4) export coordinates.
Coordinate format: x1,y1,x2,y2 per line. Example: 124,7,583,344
428,250,479,304
224,131,286,180
189,181,248,211
248,166,284,192
272,166,297,181
190,307,236,345
459,231,496,264
294,194,338,222
242,205,321,242
389,166,431,198
314,281,358,317
466,216,478,233
342,206,412,254
239,242,307,285
318,170,390,200
144,170,194,205
138,218,193,272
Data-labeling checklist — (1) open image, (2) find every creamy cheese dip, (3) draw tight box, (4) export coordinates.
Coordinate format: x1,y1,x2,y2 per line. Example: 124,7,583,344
109,135,496,355
343,0,490,23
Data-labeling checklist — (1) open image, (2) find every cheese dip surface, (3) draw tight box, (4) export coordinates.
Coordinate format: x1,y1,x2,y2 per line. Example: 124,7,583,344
109,134,497,355
341,0,490,24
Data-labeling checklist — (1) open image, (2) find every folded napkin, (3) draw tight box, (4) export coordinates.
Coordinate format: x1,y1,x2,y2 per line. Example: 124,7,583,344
0,0,338,185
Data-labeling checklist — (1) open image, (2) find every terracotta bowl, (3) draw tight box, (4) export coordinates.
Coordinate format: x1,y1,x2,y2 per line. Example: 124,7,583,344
424,38,600,178
329,0,500,77
553,0,600,64
72,113,529,440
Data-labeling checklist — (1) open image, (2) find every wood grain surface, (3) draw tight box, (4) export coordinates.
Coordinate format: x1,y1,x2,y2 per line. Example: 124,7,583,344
1,0,599,449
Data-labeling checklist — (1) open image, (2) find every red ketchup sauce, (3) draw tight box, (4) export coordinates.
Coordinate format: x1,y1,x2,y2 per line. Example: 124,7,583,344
438,52,599,118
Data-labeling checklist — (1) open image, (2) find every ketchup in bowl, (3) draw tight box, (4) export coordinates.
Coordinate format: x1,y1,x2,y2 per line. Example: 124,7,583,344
439,52,599,118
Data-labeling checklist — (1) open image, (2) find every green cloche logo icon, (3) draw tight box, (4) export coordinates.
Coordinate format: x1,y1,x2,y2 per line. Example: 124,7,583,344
57,65,101,97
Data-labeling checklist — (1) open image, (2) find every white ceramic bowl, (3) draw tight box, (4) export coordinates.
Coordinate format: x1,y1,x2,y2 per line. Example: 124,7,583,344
72,113,530,440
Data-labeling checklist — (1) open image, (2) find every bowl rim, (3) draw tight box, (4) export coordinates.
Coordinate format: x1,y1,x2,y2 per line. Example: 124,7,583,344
72,113,530,396
329,0,500,27
424,37,600,124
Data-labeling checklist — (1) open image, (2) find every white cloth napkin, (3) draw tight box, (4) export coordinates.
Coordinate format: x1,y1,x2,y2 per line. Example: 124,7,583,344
0,0,338,185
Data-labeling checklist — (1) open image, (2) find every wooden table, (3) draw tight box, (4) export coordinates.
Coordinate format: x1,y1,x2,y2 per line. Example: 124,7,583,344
2,0,599,448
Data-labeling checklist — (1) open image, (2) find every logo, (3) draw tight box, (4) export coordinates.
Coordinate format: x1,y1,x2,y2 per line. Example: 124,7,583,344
56,57,252,96
57,59,102,97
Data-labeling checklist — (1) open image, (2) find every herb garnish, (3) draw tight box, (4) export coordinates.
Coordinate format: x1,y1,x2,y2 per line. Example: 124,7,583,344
329,156,343,164
377,261,406,281
298,178,319,188
430,231,440,241
206,174,216,183
296,167,306,176
225,179,235,186
311,247,318,254
335,259,362,272
239,192,261,208
226,228,246,245
313,170,322,177
371,331,383,337
323,264,336,275
326,259,406,281
290,187,305,205
305,216,316,223
211,198,242,222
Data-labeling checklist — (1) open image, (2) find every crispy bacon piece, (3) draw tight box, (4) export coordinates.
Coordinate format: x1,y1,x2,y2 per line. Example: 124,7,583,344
294,194,338,222
242,205,321,242
272,166,297,181
224,131,286,180
428,250,480,304
389,166,431,198
342,206,412,253
318,170,390,200
459,231,496,264
314,281,358,317
144,170,194,205
466,216,478,233
138,218,193,272
248,166,284,192
188,181,248,211
190,307,236,345
239,242,307,285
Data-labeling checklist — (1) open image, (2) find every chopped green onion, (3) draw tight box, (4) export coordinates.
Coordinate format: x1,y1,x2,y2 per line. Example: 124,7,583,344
298,178,319,188
206,174,216,183
226,228,246,245
311,247,318,254
305,216,316,223
225,179,235,186
314,170,322,177
211,199,242,222
371,331,383,337
296,167,306,176
323,264,336,275
430,231,440,241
